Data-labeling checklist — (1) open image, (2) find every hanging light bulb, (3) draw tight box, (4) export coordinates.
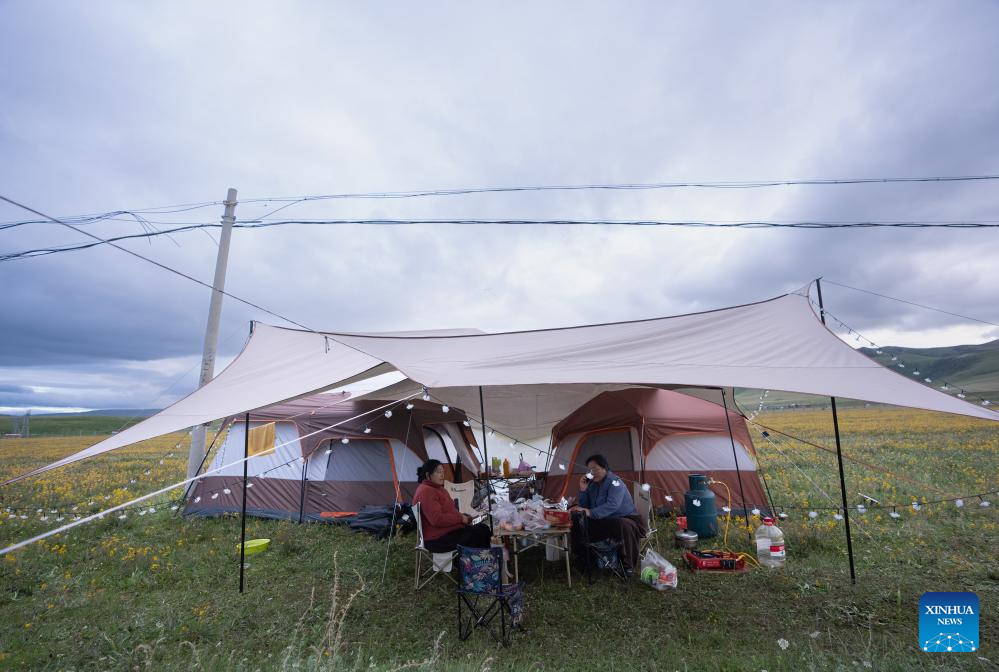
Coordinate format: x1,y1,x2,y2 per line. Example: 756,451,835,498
890,355,897,361
641,483,651,492
488,429,495,437
924,378,932,383
778,512,788,520
138,510,146,517
223,488,231,495
911,501,922,511
341,437,350,444
193,496,201,503
405,402,415,410
980,500,991,508
144,470,151,476
955,499,964,508
857,504,867,513
889,511,901,519
664,495,673,502
957,391,966,399
442,405,450,413
462,419,470,427
751,507,761,516
722,505,731,513
898,362,905,368
982,400,991,406
118,514,127,520
148,507,156,514
422,389,431,401
941,384,949,391
246,484,253,489
384,410,393,418
325,448,332,455
171,504,180,511
875,350,883,355
211,493,219,500
364,427,372,434
833,513,844,521
912,370,920,376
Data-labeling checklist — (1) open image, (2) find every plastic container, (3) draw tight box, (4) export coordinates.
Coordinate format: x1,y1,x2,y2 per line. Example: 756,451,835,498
754,517,785,568
502,458,511,477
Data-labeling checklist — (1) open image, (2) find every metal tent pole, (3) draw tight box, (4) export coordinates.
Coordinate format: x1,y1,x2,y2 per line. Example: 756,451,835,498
816,278,858,585
479,386,492,521
720,389,752,539
239,411,249,593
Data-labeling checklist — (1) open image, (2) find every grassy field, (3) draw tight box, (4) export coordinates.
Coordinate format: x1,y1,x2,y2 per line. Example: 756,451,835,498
0,408,996,671
0,416,148,437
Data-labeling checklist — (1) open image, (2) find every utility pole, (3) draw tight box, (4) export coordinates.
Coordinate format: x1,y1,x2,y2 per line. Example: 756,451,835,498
186,188,238,493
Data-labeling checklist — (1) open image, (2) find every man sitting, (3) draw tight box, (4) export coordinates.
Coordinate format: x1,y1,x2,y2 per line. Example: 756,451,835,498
569,454,646,575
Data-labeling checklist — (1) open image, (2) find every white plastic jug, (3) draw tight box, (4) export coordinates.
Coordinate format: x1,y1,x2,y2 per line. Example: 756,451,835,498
754,517,785,568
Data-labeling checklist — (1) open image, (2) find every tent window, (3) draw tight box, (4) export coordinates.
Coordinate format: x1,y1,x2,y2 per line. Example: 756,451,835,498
573,430,634,473
324,439,394,481
423,426,454,465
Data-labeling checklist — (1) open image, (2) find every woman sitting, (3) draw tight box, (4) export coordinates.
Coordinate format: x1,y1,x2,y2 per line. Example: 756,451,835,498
412,459,491,552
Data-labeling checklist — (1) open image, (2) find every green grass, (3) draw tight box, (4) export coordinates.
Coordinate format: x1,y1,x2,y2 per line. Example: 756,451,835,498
1,409,997,671
0,415,147,437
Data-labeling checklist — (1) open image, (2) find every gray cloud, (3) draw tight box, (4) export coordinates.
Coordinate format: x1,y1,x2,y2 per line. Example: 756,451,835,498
1,2,998,411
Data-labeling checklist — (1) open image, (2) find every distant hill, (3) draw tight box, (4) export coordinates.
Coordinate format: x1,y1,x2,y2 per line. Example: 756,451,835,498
29,408,160,418
735,339,999,411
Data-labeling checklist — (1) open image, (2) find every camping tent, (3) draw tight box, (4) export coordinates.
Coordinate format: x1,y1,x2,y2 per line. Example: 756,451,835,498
541,388,768,512
12,286,998,486
185,393,481,521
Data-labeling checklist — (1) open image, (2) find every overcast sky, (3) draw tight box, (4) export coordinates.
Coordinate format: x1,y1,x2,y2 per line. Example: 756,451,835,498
2,2,998,413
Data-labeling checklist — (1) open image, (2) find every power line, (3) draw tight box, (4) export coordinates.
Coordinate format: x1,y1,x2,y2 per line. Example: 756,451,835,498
234,174,999,203
6,217,999,262
0,195,315,331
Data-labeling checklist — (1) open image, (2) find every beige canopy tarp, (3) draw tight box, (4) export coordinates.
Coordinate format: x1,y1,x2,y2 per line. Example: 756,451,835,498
9,286,997,484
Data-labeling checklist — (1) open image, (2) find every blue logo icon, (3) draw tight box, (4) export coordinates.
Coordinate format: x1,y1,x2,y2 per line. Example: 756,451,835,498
919,592,978,652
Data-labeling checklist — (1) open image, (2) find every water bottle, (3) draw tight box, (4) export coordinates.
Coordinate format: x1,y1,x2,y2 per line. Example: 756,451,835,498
755,517,786,568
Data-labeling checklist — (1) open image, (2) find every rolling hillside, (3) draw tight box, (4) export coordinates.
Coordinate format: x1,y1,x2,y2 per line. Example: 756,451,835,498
739,339,999,411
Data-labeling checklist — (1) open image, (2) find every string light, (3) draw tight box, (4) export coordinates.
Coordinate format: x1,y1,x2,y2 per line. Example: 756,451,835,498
955,499,964,508
751,507,761,516
441,405,450,413
808,511,818,518
641,483,651,492
405,403,415,410
911,501,922,511
363,427,372,434
889,511,901,519
341,437,350,444
384,410,393,418
462,420,470,427
833,513,844,521
422,389,431,401
222,488,231,495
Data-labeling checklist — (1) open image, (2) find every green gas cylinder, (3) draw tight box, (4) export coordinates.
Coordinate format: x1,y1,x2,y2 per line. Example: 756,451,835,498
684,474,718,539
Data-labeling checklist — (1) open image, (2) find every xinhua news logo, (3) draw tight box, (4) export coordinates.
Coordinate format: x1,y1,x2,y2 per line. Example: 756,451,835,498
919,592,978,652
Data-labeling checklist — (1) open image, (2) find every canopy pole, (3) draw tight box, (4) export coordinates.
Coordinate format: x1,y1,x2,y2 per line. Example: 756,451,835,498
816,278,858,585
479,386,492,522
239,411,249,594
720,389,751,539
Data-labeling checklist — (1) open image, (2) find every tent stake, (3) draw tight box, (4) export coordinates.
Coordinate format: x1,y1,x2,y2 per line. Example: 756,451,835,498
720,389,752,539
816,279,858,585
239,411,249,594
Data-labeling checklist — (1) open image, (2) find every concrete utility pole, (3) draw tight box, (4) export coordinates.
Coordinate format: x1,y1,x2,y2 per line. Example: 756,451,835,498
186,188,238,492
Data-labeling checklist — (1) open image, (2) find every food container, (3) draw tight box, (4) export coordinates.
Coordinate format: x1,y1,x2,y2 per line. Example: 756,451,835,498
674,529,699,549
543,509,572,527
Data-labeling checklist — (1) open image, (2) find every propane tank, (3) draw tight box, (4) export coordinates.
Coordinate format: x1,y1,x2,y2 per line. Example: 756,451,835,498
684,474,718,538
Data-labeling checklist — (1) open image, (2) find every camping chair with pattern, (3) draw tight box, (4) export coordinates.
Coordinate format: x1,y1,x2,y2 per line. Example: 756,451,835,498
444,480,477,518
456,545,525,646
633,483,658,552
413,503,458,590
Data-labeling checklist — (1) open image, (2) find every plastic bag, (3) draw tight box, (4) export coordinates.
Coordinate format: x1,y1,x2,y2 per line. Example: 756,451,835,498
491,496,523,530
518,499,550,531
640,548,678,590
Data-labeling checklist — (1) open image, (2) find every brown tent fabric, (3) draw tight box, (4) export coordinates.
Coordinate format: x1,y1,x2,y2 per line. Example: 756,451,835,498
185,394,480,520
542,389,769,512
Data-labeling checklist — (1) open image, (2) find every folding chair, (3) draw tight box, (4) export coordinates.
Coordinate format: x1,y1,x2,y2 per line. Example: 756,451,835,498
633,483,658,551
444,480,477,517
413,503,458,590
456,545,526,646
574,512,627,583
